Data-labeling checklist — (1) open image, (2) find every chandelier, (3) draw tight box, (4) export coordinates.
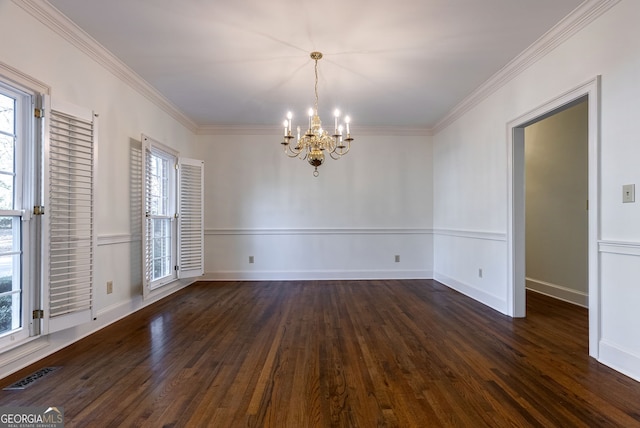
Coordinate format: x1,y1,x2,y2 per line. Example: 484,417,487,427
281,52,353,176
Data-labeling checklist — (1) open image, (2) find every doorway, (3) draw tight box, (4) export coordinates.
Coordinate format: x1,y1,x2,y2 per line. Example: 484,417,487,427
507,77,600,359
524,99,588,307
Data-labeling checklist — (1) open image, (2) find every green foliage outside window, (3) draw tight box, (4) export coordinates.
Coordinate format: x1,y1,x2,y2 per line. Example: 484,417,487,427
0,276,13,333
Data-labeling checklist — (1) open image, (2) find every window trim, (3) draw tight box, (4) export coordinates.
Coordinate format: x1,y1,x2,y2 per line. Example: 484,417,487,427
142,135,178,295
0,68,47,350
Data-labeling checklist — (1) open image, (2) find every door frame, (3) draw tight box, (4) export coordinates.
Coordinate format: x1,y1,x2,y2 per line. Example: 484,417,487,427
506,76,600,358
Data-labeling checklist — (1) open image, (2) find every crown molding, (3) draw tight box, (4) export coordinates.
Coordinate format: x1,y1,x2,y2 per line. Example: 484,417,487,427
197,124,433,137
13,0,198,133
432,0,621,134
0,61,50,94
357,126,433,137
196,125,282,136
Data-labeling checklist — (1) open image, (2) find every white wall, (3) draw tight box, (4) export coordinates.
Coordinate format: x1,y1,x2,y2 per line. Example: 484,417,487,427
200,133,434,280
433,0,640,381
525,101,588,306
0,1,200,378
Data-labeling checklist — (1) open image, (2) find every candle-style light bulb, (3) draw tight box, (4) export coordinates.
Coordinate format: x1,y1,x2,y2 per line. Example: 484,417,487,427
344,116,351,135
283,119,289,136
297,126,300,140
308,108,313,130
334,109,340,134
287,111,293,132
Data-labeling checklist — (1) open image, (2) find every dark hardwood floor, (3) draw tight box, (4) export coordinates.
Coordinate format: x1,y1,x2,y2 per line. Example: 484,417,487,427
1,280,639,427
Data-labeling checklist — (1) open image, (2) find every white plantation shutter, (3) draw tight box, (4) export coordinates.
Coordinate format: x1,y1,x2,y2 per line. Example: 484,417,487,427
177,158,204,278
142,143,153,298
46,105,96,332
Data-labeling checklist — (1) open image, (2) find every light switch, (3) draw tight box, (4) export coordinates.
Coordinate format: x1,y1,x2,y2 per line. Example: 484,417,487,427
622,184,635,203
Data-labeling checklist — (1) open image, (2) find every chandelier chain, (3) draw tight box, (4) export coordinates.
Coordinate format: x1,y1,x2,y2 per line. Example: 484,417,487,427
314,58,319,114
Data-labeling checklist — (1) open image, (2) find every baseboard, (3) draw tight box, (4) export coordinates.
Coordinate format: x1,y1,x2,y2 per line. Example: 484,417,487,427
433,273,508,314
202,270,433,281
0,338,50,370
526,278,588,307
599,340,640,383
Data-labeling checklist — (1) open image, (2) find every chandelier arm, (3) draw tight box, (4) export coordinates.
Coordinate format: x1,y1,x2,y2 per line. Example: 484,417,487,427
331,137,349,157
327,138,342,156
335,141,351,156
284,144,303,158
329,151,341,160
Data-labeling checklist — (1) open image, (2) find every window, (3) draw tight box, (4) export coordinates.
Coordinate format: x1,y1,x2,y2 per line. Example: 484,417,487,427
0,67,96,342
0,78,38,347
144,141,177,289
142,135,203,297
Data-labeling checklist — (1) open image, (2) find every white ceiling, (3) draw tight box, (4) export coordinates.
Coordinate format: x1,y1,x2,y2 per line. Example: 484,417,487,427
47,0,584,130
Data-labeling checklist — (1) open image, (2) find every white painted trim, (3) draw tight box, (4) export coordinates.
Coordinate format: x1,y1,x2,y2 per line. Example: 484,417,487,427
0,61,50,95
95,279,193,320
506,76,601,357
432,228,506,242
598,240,640,256
434,0,620,133
0,337,50,368
203,270,433,281
433,273,508,314
205,227,433,236
12,0,197,133
526,278,588,308
97,233,139,246
197,124,433,137
599,340,640,383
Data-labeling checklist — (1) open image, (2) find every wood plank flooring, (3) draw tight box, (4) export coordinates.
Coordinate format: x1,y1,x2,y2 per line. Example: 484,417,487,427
0,280,639,427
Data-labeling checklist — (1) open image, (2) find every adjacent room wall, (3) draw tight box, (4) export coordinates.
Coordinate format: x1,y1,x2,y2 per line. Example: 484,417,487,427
0,1,201,378
199,133,434,280
525,101,588,306
433,0,640,381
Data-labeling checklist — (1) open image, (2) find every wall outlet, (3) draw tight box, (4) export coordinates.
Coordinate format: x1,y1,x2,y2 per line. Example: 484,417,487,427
106,281,113,294
395,255,400,263
249,256,254,264
623,184,635,203
478,268,483,278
